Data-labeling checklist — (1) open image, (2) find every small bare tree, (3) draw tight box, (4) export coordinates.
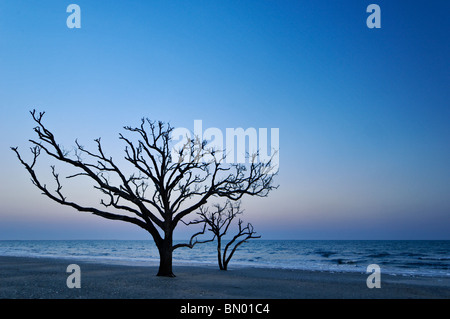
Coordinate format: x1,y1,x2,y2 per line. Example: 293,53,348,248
186,200,260,270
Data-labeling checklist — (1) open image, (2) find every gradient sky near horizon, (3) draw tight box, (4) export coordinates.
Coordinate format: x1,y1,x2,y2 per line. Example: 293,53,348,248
0,0,449,240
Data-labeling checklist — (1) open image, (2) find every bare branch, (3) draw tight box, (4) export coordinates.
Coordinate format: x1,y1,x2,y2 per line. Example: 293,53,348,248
172,223,215,251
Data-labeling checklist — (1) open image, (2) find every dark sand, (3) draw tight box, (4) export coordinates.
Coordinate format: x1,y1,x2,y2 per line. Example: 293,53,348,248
0,256,449,299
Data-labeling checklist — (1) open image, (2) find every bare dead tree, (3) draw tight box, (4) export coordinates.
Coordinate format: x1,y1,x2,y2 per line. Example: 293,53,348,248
185,200,260,270
11,110,277,277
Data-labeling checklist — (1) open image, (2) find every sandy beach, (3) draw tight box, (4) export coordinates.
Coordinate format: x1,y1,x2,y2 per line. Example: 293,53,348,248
0,256,449,299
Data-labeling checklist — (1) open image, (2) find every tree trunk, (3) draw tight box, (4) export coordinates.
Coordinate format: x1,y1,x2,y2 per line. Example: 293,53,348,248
222,257,229,271
157,233,175,277
217,237,225,270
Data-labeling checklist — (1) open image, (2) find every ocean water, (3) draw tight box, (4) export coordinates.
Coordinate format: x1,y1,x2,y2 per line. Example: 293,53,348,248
0,240,448,277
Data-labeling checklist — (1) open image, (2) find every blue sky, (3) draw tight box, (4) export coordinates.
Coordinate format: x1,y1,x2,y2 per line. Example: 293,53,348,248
0,0,449,239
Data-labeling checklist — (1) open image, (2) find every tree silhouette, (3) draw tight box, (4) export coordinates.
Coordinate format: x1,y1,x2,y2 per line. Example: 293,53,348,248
11,110,277,277
186,200,260,270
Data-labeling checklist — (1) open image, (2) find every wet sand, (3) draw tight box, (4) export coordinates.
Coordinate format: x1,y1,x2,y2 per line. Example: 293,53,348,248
0,256,449,299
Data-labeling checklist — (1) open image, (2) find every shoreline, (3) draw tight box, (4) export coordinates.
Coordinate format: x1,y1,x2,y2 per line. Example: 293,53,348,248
1,256,449,299
1,239,448,279
0,252,447,278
